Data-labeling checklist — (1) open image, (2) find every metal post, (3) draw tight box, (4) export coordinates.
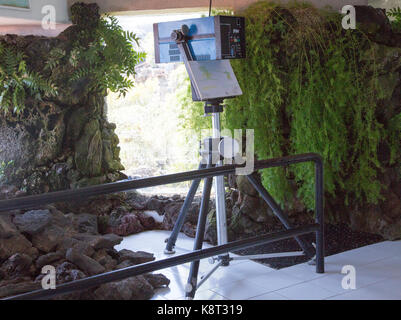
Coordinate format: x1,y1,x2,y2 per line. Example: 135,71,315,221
186,165,213,299
246,173,315,258
315,158,325,273
212,111,229,266
165,163,204,254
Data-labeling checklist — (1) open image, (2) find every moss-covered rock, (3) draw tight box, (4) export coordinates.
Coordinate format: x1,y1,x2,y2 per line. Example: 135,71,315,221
74,119,103,176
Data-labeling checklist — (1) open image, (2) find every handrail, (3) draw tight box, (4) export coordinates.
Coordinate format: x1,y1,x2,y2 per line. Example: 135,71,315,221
0,153,322,213
1,152,324,300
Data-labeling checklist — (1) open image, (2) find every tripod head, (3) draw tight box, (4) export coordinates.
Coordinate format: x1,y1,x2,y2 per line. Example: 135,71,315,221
170,24,190,42
154,16,246,102
154,16,245,63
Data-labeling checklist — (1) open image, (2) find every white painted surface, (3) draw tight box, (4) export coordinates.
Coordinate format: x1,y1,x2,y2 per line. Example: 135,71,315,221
0,0,69,24
0,0,71,36
117,230,401,300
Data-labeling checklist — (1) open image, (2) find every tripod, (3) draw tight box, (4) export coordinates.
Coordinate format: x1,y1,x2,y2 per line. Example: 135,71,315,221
164,28,316,299
164,100,316,299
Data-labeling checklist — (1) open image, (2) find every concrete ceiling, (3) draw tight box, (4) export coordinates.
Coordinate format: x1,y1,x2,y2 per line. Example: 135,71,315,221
0,0,372,36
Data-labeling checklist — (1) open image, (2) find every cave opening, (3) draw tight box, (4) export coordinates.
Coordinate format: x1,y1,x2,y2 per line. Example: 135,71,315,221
106,11,207,196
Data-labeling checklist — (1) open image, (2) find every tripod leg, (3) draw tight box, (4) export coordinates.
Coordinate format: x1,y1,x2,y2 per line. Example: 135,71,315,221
315,159,325,273
211,112,230,265
185,175,213,299
165,163,204,254
246,173,315,258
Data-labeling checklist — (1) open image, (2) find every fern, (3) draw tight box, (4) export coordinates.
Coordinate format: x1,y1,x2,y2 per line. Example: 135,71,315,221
44,48,66,71
387,7,401,31
67,14,146,96
0,43,57,114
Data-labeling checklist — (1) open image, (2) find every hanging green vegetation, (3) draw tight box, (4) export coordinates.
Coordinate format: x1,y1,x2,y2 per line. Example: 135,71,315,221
287,20,383,208
178,2,401,212
227,2,396,210
0,43,57,114
225,2,294,206
225,2,387,209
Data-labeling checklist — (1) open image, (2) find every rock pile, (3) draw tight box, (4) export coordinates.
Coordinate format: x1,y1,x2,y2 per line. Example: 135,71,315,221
0,195,170,299
54,191,206,238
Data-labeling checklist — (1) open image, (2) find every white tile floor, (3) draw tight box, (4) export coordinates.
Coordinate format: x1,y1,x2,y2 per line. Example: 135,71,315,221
116,230,401,300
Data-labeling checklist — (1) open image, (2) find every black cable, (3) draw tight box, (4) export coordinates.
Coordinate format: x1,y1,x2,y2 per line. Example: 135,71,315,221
209,0,212,16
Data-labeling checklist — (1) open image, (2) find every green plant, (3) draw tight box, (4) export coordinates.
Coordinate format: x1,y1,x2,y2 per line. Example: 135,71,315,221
176,76,212,136
179,2,393,211
287,25,383,208
387,7,401,31
0,43,57,114
226,3,293,205
0,160,13,182
50,14,146,97
227,3,387,209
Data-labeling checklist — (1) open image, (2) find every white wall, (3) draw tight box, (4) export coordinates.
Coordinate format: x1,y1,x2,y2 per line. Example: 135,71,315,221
0,0,70,25
0,0,71,36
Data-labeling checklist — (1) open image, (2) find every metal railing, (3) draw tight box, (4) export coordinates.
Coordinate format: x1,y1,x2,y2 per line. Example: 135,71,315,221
1,153,324,300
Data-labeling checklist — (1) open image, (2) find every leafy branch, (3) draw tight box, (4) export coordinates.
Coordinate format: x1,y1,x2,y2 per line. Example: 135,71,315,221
65,14,146,97
387,7,401,31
